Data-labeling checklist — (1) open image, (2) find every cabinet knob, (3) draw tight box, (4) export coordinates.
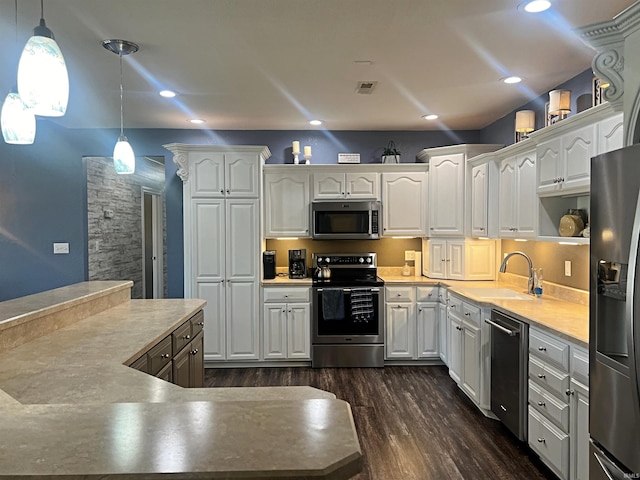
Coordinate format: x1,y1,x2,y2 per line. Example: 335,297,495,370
191,348,199,355
397,293,402,296
220,189,224,194
537,401,546,407
537,437,546,444
418,308,422,312
538,346,547,352
480,227,485,231
288,309,292,313
397,305,402,308
464,312,471,316
428,293,432,297
226,189,230,194
198,322,204,326
161,353,170,359
342,192,345,195
457,326,462,331
559,177,564,183
430,227,435,230
566,389,575,396
184,334,191,340
451,305,456,309
553,178,558,184
537,373,546,379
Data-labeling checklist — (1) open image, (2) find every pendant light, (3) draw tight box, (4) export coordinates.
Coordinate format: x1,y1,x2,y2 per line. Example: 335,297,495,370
103,39,138,174
2,0,36,144
17,0,69,117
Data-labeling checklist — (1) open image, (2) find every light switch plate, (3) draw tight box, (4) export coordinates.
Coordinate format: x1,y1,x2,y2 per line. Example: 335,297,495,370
564,260,572,277
405,250,415,261
53,242,69,254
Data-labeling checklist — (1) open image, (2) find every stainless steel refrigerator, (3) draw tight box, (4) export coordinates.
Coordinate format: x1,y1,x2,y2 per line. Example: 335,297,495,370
590,143,640,479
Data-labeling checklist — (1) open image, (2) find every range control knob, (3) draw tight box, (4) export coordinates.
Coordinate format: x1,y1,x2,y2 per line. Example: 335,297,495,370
359,257,365,263
325,257,331,263
366,257,372,263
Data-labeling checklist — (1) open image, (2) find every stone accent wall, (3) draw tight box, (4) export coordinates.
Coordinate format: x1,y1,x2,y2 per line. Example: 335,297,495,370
86,157,166,299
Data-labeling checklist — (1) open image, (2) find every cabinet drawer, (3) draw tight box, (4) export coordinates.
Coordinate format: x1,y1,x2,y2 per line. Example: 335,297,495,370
529,355,570,398
530,328,569,371
529,380,569,432
172,320,192,354
190,310,205,337
571,345,589,387
263,287,310,303
385,286,415,302
528,406,569,480
416,286,438,302
447,293,463,313
461,302,481,326
147,335,172,375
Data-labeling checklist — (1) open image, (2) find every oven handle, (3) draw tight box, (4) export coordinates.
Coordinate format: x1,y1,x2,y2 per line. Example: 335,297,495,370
484,318,518,336
316,288,380,293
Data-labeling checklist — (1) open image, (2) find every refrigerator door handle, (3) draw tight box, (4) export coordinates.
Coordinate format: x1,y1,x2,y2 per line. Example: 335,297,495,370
626,192,640,414
593,448,628,480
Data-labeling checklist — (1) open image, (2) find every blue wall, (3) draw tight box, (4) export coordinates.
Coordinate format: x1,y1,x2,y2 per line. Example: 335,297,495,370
0,126,482,301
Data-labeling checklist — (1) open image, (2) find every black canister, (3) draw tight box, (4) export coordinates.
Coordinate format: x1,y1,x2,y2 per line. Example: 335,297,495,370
263,251,276,279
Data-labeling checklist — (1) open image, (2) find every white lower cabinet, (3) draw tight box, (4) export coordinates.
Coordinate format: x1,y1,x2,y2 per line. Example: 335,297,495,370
262,287,311,360
438,294,448,366
447,292,490,411
385,286,439,360
528,327,589,480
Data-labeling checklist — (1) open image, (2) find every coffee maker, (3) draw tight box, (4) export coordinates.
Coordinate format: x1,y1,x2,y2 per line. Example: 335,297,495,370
288,249,307,279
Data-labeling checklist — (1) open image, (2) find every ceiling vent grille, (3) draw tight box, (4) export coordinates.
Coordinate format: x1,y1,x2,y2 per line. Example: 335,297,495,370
356,81,377,94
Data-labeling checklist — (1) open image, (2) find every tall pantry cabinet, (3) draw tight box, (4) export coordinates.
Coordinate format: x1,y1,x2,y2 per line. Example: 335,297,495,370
165,144,271,363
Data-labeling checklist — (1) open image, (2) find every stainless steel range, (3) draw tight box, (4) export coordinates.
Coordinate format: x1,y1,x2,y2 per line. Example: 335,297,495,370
311,253,385,368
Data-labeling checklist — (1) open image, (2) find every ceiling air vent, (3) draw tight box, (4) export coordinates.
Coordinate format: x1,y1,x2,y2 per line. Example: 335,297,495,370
356,81,377,94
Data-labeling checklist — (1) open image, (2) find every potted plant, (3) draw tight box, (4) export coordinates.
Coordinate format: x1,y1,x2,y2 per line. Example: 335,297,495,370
382,141,400,164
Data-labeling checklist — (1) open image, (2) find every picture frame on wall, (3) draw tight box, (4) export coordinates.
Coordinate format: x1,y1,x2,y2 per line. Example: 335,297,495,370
593,76,608,106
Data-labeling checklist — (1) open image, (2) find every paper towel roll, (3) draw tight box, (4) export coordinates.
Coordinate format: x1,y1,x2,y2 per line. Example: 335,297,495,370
415,252,422,277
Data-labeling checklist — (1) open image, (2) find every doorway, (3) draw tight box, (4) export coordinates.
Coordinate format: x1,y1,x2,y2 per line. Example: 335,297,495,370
142,188,164,299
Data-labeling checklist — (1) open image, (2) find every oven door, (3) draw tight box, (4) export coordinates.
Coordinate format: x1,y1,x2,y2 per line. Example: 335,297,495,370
312,287,384,344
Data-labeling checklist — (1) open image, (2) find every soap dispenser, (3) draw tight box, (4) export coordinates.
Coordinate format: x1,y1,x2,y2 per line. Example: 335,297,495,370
402,262,411,277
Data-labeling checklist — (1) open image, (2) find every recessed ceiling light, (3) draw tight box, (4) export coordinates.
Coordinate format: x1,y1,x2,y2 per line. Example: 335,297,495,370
503,76,523,84
422,114,439,120
309,120,322,126
159,90,176,98
524,0,551,13
189,119,205,124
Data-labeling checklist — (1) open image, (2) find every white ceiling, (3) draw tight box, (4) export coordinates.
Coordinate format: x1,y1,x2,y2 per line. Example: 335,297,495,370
0,0,634,131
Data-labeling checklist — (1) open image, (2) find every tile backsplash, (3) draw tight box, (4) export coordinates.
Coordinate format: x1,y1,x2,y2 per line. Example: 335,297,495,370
265,238,422,268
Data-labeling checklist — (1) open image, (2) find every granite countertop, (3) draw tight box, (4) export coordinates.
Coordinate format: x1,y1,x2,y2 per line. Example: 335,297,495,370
0,282,362,480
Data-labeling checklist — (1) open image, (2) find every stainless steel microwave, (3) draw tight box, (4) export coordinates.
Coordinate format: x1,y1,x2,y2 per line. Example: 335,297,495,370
311,200,381,240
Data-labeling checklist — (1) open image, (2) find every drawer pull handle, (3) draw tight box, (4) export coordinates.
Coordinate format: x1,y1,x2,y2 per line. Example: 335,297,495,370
537,374,546,379
537,437,546,444
465,312,471,316
161,353,170,359
566,389,575,396
538,346,547,352
197,322,204,326
537,401,546,407
397,293,402,296
191,348,199,355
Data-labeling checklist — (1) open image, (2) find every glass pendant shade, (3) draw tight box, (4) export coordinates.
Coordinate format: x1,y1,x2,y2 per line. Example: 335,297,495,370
1,92,36,144
17,19,69,117
113,134,135,174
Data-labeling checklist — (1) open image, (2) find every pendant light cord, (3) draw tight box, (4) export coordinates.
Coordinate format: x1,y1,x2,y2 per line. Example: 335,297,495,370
40,0,44,19
14,0,18,44
119,52,124,137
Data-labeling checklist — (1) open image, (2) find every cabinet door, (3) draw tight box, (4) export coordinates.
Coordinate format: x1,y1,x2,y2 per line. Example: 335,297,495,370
417,303,439,358
313,172,346,199
447,241,465,280
561,125,594,194
597,113,624,154
264,171,310,237
498,159,516,237
226,281,259,360
172,347,191,388
515,151,537,238
263,303,287,359
471,163,489,237
346,172,379,199
465,240,496,281
385,303,416,359
449,314,463,384
382,172,428,236
438,303,448,365
536,139,561,195
192,199,225,281
288,303,311,359
225,153,258,198
190,152,225,197
461,320,481,404
429,153,465,236
570,379,589,480
197,282,225,360
189,330,204,388
428,239,446,279
226,199,258,281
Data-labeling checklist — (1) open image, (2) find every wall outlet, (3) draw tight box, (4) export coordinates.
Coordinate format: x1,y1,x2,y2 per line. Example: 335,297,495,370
565,260,572,277
103,209,114,219
53,242,69,254
405,250,415,261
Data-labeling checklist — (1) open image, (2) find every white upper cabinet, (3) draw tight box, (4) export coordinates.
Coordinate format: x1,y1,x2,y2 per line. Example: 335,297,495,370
597,112,624,154
428,153,465,236
470,163,490,237
188,151,259,198
264,169,310,238
426,238,496,281
499,150,537,238
313,172,379,200
381,172,428,236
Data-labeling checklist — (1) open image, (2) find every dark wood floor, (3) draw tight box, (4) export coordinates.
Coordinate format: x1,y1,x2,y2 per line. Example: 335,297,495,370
204,366,557,480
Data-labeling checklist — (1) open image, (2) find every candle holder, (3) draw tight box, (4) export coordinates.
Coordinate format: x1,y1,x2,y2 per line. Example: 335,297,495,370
304,154,312,165
292,152,300,164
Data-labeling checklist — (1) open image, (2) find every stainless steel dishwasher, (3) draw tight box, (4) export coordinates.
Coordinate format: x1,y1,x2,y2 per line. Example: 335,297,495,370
486,309,529,441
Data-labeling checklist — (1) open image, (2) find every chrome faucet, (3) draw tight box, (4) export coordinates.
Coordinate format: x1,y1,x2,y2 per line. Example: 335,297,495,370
499,251,535,295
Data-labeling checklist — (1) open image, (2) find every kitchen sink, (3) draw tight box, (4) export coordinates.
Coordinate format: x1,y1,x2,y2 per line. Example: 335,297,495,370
454,287,533,301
